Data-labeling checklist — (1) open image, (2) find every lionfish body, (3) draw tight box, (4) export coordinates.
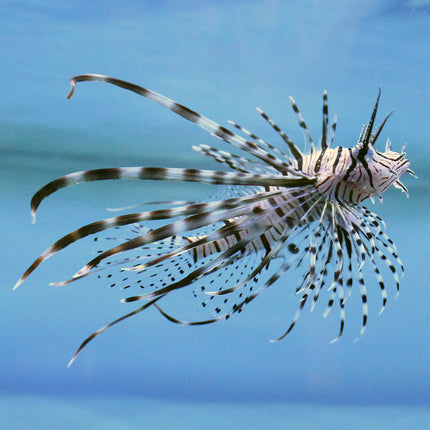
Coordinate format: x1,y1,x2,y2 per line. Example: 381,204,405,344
15,75,412,365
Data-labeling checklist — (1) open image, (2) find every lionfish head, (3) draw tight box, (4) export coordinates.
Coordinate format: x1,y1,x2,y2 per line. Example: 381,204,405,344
351,90,412,199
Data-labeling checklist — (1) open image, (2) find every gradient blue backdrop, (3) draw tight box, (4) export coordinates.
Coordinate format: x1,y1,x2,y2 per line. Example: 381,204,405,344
1,1,429,428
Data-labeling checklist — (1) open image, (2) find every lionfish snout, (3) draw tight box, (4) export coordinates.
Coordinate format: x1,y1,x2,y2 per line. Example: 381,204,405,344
371,143,411,197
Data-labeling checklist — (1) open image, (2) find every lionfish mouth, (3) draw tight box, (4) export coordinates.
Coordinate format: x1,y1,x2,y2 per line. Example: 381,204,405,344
14,74,412,365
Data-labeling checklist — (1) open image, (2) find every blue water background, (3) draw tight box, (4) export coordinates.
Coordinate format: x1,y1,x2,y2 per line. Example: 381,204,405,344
1,1,429,428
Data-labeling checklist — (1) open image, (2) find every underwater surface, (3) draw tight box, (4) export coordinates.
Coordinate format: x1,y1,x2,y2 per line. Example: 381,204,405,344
1,1,429,428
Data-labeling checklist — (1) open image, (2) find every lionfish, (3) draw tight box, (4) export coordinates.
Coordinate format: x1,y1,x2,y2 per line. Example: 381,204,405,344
14,74,413,366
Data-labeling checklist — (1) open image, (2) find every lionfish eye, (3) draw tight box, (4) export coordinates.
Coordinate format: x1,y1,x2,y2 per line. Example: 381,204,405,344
364,146,374,161
352,144,373,160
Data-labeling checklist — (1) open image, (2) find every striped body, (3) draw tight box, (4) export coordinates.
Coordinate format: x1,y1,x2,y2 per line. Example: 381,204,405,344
14,75,413,365
187,186,320,261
